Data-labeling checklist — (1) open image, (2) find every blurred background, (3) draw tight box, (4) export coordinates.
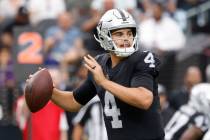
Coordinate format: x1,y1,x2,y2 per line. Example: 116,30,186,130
0,0,210,140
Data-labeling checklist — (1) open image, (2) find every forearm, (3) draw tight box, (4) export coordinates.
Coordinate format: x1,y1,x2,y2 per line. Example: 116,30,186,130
60,130,68,140
101,79,153,110
72,124,84,140
51,88,82,112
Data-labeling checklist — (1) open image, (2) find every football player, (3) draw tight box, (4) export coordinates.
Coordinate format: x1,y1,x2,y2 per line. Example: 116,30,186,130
165,83,210,140
48,9,164,140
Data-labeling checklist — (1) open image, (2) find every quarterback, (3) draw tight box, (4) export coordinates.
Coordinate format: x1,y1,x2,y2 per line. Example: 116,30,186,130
51,9,164,140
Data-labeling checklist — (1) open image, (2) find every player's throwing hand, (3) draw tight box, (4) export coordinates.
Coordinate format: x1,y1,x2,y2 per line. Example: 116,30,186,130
83,54,107,86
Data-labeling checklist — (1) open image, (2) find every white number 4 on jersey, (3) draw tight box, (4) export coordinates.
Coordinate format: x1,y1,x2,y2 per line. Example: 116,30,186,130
104,91,123,129
144,52,155,68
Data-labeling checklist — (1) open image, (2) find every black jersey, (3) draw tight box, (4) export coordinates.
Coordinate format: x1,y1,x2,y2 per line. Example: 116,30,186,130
73,97,108,140
165,105,209,140
73,50,164,140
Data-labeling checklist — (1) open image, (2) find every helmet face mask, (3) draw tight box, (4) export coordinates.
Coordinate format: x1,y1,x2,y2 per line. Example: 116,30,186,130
94,9,138,57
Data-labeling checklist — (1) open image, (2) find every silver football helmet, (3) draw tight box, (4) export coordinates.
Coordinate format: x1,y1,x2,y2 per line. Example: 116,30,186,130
94,9,138,57
189,83,210,122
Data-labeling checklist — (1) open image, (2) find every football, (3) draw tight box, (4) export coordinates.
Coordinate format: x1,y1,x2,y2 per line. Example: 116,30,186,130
24,68,53,113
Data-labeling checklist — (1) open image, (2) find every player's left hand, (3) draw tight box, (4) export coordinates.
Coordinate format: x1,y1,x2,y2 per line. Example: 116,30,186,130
83,54,107,85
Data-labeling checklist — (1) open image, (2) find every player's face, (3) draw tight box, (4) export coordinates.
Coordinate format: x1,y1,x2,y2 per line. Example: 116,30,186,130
111,28,134,49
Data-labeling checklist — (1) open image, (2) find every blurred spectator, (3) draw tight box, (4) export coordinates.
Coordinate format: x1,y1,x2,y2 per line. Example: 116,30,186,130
178,0,210,34
158,84,174,127
17,99,69,140
0,87,22,140
168,66,202,110
165,0,187,31
0,32,14,50
139,1,186,55
62,39,87,69
1,6,30,33
91,0,137,13
0,47,22,140
27,0,66,25
0,6,30,51
114,0,137,13
137,0,153,22
0,0,26,23
16,67,69,140
0,47,15,88
72,96,108,140
44,11,82,65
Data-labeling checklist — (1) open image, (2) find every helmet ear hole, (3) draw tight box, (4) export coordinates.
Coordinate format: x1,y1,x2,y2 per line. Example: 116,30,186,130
131,28,136,36
108,31,111,37
99,36,104,41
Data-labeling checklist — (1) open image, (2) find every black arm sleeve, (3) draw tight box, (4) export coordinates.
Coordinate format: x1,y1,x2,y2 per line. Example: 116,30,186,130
73,75,97,105
131,72,154,91
131,52,160,92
